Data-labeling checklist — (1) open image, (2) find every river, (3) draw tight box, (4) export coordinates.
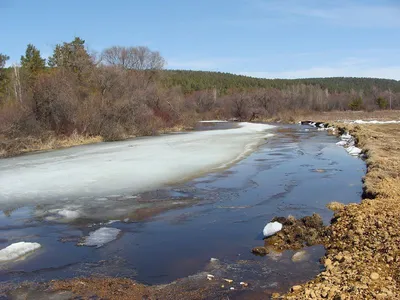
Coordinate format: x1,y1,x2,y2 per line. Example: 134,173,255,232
0,122,365,298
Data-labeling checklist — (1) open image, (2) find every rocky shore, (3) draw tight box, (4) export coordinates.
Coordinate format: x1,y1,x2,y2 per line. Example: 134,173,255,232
280,124,400,299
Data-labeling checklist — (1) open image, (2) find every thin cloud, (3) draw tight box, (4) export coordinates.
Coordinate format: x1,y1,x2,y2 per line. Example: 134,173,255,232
255,0,400,28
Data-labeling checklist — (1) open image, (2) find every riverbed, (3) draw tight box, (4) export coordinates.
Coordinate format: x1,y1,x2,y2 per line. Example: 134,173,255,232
0,123,365,297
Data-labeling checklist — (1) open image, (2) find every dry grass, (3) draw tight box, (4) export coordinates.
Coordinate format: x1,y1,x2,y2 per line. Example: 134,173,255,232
351,124,400,199
0,132,103,158
283,123,400,299
0,123,198,158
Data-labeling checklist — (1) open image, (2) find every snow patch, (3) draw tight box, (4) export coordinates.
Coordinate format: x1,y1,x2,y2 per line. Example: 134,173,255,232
340,133,352,141
199,120,228,123
336,132,363,157
349,120,400,124
0,242,41,262
263,221,282,237
346,146,362,156
336,141,347,146
82,227,121,247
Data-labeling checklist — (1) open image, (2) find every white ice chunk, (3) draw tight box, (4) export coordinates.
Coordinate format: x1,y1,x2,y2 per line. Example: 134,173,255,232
346,146,362,156
0,242,41,262
58,209,80,219
341,133,352,141
336,141,347,146
263,221,283,237
83,227,121,247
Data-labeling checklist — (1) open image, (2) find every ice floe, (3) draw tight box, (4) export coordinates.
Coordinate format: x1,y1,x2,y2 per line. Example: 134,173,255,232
263,221,283,237
0,242,41,262
81,227,121,247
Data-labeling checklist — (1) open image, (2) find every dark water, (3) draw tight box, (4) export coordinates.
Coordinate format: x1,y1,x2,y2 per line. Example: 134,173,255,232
0,124,366,296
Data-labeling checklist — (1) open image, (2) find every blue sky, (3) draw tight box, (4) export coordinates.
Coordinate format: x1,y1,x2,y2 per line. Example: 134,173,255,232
1,0,400,79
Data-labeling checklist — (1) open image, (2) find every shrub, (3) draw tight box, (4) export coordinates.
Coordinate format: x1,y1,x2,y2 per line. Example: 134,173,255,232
349,97,363,110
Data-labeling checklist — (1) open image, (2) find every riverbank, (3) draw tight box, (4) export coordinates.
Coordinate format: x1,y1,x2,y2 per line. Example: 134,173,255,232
282,123,400,299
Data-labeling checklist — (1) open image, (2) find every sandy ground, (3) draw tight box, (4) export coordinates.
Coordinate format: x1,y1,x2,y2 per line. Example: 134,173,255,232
282,123,400,299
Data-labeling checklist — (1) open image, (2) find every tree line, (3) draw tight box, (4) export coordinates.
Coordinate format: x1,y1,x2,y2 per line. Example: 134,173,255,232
0,37,399,156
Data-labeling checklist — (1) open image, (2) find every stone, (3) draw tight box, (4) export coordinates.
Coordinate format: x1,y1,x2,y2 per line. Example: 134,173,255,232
291,250,309,262
335,254,344,262
324,258,332,266
291,285,302,292
327,201,345,212
370,272,380,280
251,246,268,256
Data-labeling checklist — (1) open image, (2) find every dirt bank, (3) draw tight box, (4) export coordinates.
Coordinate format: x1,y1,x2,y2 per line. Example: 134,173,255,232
282,123,400,299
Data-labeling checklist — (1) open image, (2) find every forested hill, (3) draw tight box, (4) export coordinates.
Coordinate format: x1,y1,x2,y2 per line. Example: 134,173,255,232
162,70,400,94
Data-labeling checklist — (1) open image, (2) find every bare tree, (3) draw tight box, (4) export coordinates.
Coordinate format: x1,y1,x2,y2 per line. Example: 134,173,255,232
101,46,165,70
13,64,22,103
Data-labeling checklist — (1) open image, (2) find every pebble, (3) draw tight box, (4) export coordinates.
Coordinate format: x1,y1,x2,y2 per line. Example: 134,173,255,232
291,250,309,262
291,285,302,292
324,258,332,266
370,272,379,280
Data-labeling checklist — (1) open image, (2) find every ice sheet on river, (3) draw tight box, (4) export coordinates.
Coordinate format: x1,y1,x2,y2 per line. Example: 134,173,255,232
0,123,274,206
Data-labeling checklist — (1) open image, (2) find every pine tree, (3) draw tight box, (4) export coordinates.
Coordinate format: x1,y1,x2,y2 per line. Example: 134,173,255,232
20,44,46,77
0,53,10,96
48,37,92,74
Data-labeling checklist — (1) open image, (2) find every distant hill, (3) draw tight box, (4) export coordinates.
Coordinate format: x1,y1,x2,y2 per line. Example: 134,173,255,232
162,70,400,94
